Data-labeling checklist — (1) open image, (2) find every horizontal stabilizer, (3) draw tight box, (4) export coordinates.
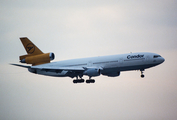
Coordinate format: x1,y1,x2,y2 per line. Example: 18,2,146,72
10,63,31,68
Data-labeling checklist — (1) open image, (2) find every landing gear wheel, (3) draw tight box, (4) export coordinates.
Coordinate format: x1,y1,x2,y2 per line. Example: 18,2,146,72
86,80,90,84
86,79,95,84
141,74,145,78
90,79,95,83
73,79,85,84
73,80,77,84
80,79,85,83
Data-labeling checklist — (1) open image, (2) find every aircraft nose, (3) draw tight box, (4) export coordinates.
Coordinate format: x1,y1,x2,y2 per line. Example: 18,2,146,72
161,57,165,63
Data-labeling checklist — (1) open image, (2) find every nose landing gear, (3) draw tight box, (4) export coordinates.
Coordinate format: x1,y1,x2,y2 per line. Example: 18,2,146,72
140,70,145,78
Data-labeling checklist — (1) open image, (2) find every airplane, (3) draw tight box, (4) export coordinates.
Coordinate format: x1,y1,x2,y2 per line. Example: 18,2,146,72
11,37,165,84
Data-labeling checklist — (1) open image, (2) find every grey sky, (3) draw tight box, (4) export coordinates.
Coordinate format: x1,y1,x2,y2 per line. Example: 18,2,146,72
0,0,177,120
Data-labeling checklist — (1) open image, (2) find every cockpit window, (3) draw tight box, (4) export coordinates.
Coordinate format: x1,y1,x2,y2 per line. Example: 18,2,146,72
153,55,161,58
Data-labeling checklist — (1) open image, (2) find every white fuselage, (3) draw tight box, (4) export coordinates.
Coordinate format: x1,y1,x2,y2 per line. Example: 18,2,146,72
29,52,165,78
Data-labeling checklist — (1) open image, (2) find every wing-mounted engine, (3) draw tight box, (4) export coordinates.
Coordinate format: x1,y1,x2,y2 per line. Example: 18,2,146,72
83,68,101,77
102,71,120,77
20,52,55,66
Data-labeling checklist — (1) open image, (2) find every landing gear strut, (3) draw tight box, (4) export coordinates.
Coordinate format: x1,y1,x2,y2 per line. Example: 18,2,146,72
140,70,145,78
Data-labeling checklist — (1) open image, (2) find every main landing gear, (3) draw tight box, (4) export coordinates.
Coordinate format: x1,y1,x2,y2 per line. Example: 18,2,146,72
140,70,145,78
86,77,95,83
73,76,95,84
73,76,84,83
73,79,85,83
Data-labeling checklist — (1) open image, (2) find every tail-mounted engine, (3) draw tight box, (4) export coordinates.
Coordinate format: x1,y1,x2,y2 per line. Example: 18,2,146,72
20,52,55,66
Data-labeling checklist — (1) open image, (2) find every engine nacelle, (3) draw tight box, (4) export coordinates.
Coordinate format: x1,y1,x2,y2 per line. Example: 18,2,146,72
83,68,101,77
28,68,37,74
102,72,120,77
20,52,55,65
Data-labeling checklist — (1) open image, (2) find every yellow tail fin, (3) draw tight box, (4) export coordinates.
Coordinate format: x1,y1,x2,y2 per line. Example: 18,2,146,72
19,37,54,66
20,37,43,55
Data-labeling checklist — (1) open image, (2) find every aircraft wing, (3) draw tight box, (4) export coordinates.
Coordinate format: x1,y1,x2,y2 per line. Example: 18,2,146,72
11,63,102,71
31,66,85,71
11,63,84,71
11,63,103,73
